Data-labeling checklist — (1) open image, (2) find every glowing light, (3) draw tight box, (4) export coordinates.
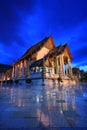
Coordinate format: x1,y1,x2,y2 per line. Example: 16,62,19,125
36,95,39,103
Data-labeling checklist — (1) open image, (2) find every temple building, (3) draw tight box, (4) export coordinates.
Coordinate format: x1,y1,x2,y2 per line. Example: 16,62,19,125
12,36,74,84
0,35,75,84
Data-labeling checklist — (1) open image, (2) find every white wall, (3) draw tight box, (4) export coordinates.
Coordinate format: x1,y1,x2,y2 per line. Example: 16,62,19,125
37,47,49,60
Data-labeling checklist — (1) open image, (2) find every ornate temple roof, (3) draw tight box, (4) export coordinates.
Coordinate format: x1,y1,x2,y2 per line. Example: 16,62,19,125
20,37,49,60
44,43,72,60
13,35,72,67
13,35,55,65
63,44,72,60
30,43,72,68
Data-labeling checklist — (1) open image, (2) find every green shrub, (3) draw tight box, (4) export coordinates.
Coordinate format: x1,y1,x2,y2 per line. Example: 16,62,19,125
26,78,32,84
15,79,19,84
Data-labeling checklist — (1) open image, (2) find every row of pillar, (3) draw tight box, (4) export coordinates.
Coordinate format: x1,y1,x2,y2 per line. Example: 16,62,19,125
52,55,72,78
12,58,30,78
12,55,72,79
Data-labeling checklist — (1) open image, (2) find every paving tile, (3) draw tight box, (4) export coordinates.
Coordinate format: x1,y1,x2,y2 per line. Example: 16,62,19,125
0,118,25,128
41,112,49,122
49,110,70,127
24,118,40,128
0,118,40,128
11,110,41,118
0,81,87,129
0,127,41,130
56,100,66,103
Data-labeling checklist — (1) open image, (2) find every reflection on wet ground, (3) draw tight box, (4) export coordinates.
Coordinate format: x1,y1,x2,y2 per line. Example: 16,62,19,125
0,79,87,129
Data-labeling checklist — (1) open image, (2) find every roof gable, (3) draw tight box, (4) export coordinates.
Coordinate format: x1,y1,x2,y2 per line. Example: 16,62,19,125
20,37,49,60
13,35,55,65
44,43,72,60
63,44,72,60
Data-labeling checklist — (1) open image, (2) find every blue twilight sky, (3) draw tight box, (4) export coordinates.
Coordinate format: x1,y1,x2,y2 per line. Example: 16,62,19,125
0,0,87,71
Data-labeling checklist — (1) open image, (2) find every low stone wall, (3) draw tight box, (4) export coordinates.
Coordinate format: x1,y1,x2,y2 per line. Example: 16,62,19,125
19,77,76,86
1,77,76,87
62,78,76,85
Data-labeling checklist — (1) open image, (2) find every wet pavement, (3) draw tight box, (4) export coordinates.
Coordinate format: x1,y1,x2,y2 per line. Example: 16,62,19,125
0,79,87,130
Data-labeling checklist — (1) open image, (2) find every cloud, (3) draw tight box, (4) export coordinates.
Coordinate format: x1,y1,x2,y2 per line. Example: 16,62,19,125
0,0,36,45
0,0,87,46
74,46,87,59
79,29,87,43
79,65,87,71
39,0,87,29
0,0,87,71
72,46,87,68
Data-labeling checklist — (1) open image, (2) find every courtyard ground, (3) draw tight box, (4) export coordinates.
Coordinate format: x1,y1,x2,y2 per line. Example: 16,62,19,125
0,79,87,130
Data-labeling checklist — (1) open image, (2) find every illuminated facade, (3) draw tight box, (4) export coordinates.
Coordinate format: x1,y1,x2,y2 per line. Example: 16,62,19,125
0,36,74,84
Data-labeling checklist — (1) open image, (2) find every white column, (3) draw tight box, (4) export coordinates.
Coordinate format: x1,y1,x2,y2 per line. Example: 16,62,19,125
15,65,17,78
20,62,22,76
12,66,15,78
62,55,65,76
26,59,28,76
27,58,30,78
18,63,20,76
68,60,72,77
68,59,70,77
52,61,54,75
56,56,58,74
28,59,30,78
17,64,20,77
22,61,24,76
59,56,63,77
